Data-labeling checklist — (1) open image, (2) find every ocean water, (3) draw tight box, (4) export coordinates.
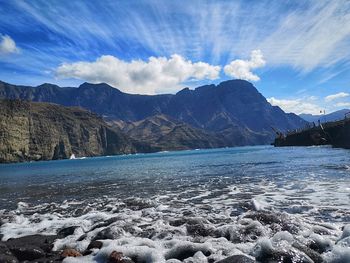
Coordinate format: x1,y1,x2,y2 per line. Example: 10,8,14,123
0,145,350,262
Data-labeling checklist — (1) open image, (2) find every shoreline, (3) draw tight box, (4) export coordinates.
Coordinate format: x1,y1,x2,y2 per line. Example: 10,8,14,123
0,145,270,165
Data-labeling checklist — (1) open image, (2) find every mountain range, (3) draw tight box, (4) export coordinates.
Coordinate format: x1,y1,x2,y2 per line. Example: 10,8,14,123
299,109,350,123
0,79,308,162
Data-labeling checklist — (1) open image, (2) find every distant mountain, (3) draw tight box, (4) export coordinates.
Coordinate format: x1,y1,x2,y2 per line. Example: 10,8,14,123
0,100,154,163
0,79,307,145
300,109,350,123
112,114,227,150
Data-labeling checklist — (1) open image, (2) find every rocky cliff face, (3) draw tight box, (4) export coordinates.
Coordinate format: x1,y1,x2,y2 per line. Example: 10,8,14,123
0,100,153,163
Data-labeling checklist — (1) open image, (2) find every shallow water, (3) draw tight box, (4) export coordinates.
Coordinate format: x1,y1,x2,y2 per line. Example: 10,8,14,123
0,146,350,262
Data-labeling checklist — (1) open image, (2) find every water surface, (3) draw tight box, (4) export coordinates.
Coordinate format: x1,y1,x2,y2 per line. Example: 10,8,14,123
0,146,349,262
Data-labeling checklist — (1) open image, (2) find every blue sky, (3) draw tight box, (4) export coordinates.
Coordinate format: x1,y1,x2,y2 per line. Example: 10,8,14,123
0,0,350,114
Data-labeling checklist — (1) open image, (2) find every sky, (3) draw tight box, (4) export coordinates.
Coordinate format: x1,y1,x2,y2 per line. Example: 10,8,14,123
0,0,350,115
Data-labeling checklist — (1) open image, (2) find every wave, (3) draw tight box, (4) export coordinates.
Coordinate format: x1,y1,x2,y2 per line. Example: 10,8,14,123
1,195,349,263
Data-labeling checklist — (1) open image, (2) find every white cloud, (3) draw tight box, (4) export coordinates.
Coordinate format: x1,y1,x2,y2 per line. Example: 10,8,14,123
224,50,265,81
0,35,18,54
324,92,349,102
267,97,322,115
335,102,350,108
56,54,221,94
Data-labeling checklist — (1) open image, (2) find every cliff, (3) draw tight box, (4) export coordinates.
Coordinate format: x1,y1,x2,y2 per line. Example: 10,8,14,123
273,117,350,149
0,100,154,163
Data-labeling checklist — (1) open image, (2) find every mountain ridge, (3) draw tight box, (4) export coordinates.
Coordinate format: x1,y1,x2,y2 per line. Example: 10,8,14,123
0,79,307,145
300,109,350,123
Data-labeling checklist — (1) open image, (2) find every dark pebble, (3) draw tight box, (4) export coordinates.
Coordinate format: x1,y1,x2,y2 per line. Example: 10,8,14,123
9,246,45,261
216,254,256,263
165,245,211,261
57,226,79,238
293,242,323,263
6,235,57,253
90,217,120,231
93,227,123,241
0,254,19,263
87,240,103,250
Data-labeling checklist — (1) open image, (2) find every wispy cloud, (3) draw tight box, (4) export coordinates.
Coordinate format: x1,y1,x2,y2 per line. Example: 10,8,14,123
324,92,349,102
3,1,350,68
0,0,350,96
224,50,265,81
0,35,18,54
259,1,350,72
56,54,220,94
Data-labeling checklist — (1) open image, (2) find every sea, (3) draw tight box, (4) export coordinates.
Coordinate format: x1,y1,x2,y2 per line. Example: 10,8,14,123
0,145,349,262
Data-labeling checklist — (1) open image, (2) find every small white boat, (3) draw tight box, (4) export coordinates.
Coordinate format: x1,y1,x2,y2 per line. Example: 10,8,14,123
69,154,76,159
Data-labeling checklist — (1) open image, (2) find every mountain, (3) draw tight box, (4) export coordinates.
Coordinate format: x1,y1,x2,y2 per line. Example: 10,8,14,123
112,114,227,150
0,79,307,145
300,109,350,123
0,100,154,163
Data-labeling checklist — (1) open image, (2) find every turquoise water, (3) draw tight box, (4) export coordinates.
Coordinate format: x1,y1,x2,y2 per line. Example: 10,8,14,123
0,145,350,262
1,145,349,213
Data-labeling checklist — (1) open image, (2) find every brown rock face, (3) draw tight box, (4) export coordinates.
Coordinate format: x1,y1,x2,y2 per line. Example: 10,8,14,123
61,248,82,258
0,100,154,163
109,251,124,263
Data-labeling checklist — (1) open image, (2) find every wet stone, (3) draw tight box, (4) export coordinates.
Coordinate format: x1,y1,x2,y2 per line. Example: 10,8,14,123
77,233,87,241
9,246,45,261
165,246,211,261
87,240,103,250
90,216,120,231
186,223,213,237
244,211,281,225
0,254,19,263
255,247,313,263
93,227,123,240
216,254,256,263
57,226,79,238
0,242,12,255
292,242,323,263
312,226,331,236
308,240,330,254
5,235,57,253
124,198,155,210
109,251,135,263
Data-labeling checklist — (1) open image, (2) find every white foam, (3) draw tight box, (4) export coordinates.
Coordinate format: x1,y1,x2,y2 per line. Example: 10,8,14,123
340,225,350,240
0,174,349,263
323,246,350,263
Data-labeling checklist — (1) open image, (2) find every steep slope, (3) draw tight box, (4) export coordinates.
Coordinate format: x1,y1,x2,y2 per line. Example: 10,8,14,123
0,100,154,163
163,80,306,143
113,114,227,150
0,79,307,145
300,109,350,123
